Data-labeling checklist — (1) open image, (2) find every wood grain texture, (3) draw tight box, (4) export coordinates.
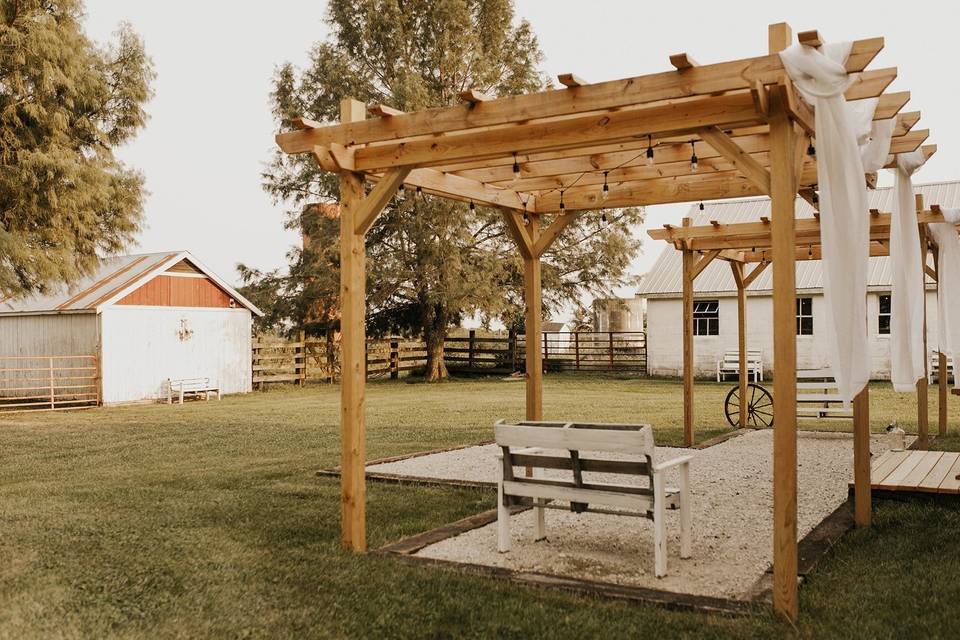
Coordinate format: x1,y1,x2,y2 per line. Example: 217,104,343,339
116,276,233,308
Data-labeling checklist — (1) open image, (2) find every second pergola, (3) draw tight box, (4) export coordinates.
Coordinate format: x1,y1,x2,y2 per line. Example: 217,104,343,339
275,22,940,621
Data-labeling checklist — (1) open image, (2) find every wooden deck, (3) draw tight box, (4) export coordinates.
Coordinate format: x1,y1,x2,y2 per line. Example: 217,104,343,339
852,450,960,494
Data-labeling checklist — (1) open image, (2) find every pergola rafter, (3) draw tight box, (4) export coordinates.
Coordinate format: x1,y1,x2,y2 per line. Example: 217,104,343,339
274,22,943,624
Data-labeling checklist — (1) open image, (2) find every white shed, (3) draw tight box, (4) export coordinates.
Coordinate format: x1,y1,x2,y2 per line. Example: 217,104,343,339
0,251,262,405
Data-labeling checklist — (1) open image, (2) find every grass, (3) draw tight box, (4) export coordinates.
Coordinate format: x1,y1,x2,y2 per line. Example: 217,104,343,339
1,374,959,638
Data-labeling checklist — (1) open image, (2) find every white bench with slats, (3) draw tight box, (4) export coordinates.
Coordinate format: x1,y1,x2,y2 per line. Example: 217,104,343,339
716,349,764,382
495,419,692,578
167,377,221,404
929,351,955,384
796,369,852,420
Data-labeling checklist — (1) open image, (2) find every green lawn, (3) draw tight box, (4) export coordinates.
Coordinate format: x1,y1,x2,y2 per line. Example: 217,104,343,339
1,375,959,639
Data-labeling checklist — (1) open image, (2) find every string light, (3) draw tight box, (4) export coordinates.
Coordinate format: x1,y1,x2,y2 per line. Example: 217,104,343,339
522,211,530,225
698,202,705,211
646,135,655,166
601,212,608,223
415,186,422,198
689,141,699,173
601,171,609,201
559,190,565,213
397,185,405,201
469,200,475,212
807,141,816,156
512,153,521,180
808,245,813,258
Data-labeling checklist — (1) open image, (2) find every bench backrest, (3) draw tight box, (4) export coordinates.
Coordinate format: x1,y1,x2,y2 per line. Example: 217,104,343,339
169,377,211,391
721,350,762,364
495,420,656,495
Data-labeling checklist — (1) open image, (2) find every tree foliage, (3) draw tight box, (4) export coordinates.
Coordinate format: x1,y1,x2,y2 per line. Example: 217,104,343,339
0,0,154,297
253,0,643,380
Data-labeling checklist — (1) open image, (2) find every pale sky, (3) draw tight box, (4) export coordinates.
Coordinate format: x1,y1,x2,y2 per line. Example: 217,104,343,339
85,1,959,306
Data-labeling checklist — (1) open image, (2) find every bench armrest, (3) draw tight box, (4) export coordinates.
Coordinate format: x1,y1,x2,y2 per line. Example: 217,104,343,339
653,455,693,473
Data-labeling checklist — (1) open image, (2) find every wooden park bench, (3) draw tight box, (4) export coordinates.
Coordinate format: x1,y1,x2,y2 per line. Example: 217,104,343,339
796,369,852,420
716,349,764,382
929,351,955,384
167,377,221,404
494,419,692,578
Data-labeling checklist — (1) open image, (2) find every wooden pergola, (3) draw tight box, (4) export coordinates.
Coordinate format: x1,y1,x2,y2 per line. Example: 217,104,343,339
275,23,943,621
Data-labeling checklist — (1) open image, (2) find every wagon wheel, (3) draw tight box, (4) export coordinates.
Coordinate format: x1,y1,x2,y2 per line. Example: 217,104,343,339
724,383,774,429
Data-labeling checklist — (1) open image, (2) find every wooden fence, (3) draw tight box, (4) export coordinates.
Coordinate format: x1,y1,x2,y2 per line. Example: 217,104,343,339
0,355,100,413
253,330,645,385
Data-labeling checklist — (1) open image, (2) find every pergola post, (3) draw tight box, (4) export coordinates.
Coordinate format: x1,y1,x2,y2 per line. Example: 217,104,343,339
917,193,929,449
338,97,369,552
731,262,749,428
681,218,695,445
524,214,543,421
853,387,871,526
768,20,799,623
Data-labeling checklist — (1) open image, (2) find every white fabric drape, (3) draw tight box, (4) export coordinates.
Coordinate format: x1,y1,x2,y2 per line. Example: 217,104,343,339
929,208,960,389
780,43,870,403
888,150,928,391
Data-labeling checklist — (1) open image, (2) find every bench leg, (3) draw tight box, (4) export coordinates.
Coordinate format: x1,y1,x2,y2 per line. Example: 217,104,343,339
179,389,184,405
679,463,692,560
533,467,546,541
653,473,667,578
497,480,511,553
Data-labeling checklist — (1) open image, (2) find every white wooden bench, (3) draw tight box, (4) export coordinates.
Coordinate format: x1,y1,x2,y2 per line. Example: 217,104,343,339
494,419,692,578
929,351,955,384
716,349,763,382
167,378,221,404
796,369,852,420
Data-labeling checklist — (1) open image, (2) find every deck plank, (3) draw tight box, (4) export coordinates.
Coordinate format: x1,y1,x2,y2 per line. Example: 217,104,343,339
871,450,909,484
937,456,960,494
876,450,927,489
917,452,960,492
900,452,944,489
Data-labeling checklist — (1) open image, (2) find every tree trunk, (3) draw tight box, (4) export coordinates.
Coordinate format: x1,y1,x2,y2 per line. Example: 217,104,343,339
422,302,449,382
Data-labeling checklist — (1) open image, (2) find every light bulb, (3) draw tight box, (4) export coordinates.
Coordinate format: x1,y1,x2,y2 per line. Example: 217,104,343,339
397,185,405,201
469,200,475,212
512,153,521,180
601,212,608,223
601,171,609,201
646,146,655,166
691,154,699,173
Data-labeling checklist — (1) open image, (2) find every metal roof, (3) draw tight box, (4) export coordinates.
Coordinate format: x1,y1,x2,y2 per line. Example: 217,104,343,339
636,180,959,298
0,251,263,316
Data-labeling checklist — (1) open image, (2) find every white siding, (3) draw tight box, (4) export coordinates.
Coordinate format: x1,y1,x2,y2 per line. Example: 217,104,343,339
0,313,99,356
99,306,252,404
646,291,938,379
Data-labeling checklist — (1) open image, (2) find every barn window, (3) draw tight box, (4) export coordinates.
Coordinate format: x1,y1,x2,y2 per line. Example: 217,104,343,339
692,300,719,336
878,295,891,335
796,297,813,336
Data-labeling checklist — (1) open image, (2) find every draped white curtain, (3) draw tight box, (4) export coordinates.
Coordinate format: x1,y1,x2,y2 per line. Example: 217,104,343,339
780,43,871,403
929,208,960,390
889,149,929,391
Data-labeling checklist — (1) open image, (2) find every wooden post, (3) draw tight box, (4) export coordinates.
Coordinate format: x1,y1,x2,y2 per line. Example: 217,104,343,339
940,351,948,436
609,331,615,371
509,329,517,373
524,214,543,420
853,387,871,526
768,21,799,621
574,332,580,370
468,329,476,371
49,356,55,410
339,97,369,552
390,338,399,379
297,329,306,386
917,193,929,449
681,219,695,446
326,329,336,383
543,331,550,372
731,262,748,428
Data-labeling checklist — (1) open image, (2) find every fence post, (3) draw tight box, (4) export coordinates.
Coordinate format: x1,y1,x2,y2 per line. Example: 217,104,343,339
542,332,549,373
509,330,517,372
297,329,306,386
49,356,55,409
326,329,336,383
574,332,580,371
468,330,476,371
390,338,399,379
609,332,615,372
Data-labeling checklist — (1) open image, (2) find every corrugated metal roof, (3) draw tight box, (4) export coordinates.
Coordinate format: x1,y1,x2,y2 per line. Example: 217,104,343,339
0,251,263,315
637,180,960,297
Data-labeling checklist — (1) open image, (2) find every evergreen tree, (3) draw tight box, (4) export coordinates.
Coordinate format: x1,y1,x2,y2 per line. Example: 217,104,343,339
256,0,643,380
0,1,153,296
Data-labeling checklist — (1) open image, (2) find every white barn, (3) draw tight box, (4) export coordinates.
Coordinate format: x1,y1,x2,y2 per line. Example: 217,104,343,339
637,181,958,379
0,251,262,405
